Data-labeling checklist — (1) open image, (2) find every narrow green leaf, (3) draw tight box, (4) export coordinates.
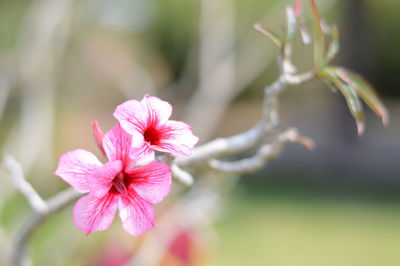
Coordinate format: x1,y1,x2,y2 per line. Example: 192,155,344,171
294,0,311,45
309,0,327,70
254,23,283,50
285,7,297,42
335,67,389,126
319,67,365,135
324,25,339,66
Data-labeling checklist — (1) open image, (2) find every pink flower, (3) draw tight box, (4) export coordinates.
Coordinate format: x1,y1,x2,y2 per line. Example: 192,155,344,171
55,123,172,236
113,95,199,161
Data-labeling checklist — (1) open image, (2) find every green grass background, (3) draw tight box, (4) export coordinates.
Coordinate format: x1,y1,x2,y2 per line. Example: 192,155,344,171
215,191,400,266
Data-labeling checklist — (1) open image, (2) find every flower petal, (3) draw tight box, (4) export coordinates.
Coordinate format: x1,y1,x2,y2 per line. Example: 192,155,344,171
129,143,155,166
130,128,145,148
113,99,148,134
155,120,199,157
102,123,132,163
55,149,102,193
141,94,172,125
118,191,154,236
92,121,106,156
73,193,118,235
126,162,172,204
87,160,123,198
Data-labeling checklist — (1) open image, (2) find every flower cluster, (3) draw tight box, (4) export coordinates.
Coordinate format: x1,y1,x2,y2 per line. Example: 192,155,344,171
55,95,198,236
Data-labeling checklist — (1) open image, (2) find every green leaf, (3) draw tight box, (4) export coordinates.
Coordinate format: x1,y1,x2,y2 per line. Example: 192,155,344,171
285,7,297,42
293,0,311,45
309,0,327,70
254,23,283,50
324,25,339,66
319,67,365,135
335,67,389,126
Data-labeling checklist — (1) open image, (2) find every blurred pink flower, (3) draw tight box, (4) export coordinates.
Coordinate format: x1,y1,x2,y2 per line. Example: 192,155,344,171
55,123,172,236
114,94,198,161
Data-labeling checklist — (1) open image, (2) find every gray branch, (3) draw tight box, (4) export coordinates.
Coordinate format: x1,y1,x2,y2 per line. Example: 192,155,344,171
171,164,194,186
2,155,48,213
11,187,81,266
209,128,314,173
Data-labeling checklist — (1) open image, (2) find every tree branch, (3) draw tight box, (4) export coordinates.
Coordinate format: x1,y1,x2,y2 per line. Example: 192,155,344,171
11,187,81,266
2,155,48,213
171,164,194,186
209,128,314,173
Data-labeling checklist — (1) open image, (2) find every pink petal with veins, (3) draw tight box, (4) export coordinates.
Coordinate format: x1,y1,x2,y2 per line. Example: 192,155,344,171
102,123,132,163
141,94,172,125
129,143,155,165
55,149,102,193
113,99,148,134
126,161,172,204
118,191,154,236
73,193,119,235
130,128,145,148
155,120,199,156
87,160,123,198
113,95,172,140
114,95,198,158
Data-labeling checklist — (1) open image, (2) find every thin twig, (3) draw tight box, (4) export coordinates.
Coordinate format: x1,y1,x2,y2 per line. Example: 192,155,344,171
176,61,313,169
11,187,81,266
209,128,314,173
171,164,194,186
176,75,288,167
2,155,48,213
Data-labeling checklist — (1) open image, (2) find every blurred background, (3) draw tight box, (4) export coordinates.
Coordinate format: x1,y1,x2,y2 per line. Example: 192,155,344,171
0,0,400,265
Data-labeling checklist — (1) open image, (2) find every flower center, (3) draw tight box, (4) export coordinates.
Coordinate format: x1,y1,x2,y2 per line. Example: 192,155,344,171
143,127,160,145
110,172,129,194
